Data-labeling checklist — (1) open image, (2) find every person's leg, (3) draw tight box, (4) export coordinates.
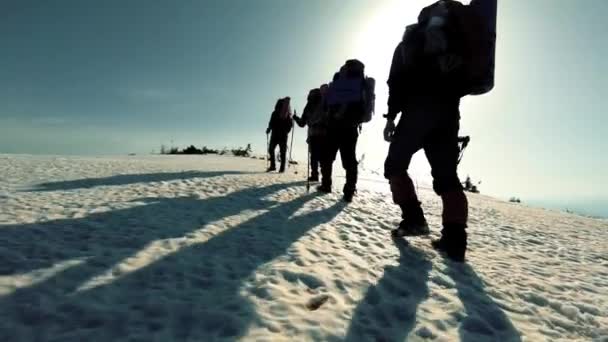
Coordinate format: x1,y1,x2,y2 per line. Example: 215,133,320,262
279,134,288,172
268,135,278,171
425,109,468,261
319,132,339,192
384,106,440,234
339,127,359,201
310,136,321,180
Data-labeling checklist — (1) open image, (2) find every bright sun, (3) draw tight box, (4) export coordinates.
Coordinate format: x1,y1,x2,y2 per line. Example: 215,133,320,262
353,0,439,179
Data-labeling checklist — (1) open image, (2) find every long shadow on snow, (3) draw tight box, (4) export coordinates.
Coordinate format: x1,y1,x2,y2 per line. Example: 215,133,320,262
0,180,301,277
445,262,522,341
26,170,251,192
0,185,345,341
344,237,432,342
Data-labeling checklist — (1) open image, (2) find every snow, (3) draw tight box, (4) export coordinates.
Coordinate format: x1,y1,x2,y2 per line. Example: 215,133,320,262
0,154,606,341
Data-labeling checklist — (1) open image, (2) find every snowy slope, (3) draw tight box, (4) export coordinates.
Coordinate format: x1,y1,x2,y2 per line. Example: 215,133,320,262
0,154,606,341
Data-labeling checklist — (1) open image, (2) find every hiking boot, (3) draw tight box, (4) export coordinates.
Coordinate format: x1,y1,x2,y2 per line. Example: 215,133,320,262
266,166,276,172
317,184,332,193
431,224,467,262
279,168,285,173
343,188,356,203
391,201,428,237
391,220,430,237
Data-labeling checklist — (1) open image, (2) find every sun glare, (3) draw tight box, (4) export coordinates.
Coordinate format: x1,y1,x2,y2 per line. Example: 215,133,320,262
354,1,433,179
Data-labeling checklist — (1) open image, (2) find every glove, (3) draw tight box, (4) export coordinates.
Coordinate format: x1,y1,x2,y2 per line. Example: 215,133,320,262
266,128,271,134
383,119,396,142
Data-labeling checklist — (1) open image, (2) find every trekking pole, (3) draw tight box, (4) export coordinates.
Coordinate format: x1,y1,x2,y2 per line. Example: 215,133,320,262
266,132,270,169
306,143,311,193
288,115,295,169
457,136,470,165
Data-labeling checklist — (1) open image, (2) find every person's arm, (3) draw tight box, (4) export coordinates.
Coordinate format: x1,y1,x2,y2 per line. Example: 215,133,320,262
266,112,276,133
288,110,295,131
294,106,308,127
386,41,407,121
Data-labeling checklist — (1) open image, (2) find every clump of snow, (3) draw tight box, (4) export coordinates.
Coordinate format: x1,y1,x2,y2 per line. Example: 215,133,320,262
0,154,606,341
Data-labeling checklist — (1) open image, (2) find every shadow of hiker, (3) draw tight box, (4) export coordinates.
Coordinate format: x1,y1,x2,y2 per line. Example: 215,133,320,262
26,170,252,192
344,237,432,342
0,185,346,341
0,180,302,277
445,262,522,342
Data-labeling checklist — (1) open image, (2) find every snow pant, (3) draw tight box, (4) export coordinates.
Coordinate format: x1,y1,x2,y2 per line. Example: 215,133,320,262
320,125,359,193
384,100,468,227
268,132,288,171
308,135,325,178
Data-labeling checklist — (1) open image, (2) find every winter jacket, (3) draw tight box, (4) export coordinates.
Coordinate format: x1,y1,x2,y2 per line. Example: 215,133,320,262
268,109,293,136
295,102,327,138
386,24,464,120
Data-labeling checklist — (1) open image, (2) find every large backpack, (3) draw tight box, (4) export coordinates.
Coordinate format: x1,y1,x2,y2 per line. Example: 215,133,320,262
270,97,293,133
468,0,497,95
326,59,375,123
361,77,376,123
418,0,497,96
304,88,325,127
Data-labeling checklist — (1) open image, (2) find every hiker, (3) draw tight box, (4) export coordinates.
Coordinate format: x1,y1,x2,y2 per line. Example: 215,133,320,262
382,0,496,262
266,97,293,173
464,176,473,191
319,59,375,202
293,86,328,182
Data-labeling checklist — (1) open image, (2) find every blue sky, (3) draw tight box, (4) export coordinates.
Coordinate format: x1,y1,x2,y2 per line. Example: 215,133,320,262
1,0,606,215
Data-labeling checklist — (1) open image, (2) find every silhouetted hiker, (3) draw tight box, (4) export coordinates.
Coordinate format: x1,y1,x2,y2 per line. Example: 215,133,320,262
382,0,496,262
319,59,375,202
293,86,328,182
464,175,473,191
266,97,294,173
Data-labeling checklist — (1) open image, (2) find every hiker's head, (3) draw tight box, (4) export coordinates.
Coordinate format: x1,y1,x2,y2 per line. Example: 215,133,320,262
308,88,322,105
320,84,329,95
403,24,418,41
308,89,318,101
418,0,451,26
344,59,365,79
283,97,291,113
274,98,284,112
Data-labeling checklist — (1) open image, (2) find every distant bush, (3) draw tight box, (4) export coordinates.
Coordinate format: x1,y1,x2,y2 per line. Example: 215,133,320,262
231,144,252,157
182,145,202,154
160,143,254,157
202,146,219,154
